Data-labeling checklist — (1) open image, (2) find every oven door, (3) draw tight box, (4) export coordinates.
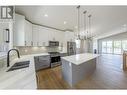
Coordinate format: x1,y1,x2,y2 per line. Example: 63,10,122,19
51,56,61,63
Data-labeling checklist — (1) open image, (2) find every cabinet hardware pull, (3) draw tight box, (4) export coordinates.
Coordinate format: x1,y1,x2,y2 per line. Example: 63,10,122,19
4,29,10,43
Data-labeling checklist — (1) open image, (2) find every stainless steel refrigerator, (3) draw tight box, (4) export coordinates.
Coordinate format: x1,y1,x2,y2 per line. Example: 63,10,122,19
67,41,76,56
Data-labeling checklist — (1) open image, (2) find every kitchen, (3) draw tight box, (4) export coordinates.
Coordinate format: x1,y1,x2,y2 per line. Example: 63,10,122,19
1,5,127,89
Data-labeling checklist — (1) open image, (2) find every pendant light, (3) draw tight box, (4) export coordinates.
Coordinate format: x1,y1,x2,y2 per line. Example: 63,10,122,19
75,5,81,49
83,11,87,40
75,5,92,40
88,14,92,39
77,5,80,40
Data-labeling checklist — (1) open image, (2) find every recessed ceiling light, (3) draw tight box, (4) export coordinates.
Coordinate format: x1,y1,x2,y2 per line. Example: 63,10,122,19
44,14,48,17
64,21,67,24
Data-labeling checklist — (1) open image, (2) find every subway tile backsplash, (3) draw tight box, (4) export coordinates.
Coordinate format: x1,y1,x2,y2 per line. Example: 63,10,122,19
15,46,63,55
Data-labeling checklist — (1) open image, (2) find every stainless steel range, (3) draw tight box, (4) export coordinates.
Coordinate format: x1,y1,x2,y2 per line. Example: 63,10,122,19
48,52,61,68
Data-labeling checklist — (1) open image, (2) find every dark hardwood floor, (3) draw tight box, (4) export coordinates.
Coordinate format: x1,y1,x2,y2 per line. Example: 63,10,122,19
36,54,127,89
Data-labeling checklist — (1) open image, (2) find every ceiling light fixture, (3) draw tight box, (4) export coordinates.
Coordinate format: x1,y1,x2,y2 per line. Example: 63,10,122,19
64,21,67,24
75,5,92,40
44,14,48,17
83,11,87,39
88,14,92,39
77,5,80,40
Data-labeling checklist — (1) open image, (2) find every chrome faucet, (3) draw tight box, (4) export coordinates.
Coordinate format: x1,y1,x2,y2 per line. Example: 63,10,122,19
7,49,20,67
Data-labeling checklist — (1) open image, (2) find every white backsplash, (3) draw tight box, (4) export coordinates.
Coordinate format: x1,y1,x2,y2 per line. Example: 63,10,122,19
15,46,63,55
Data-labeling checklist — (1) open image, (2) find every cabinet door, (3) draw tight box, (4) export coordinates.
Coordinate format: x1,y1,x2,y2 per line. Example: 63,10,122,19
49,29,56,41
25,20,32,46
55,30,64,47
0,27,3,45
32,25,39,46
60,31,65,47
65,31,75,42
14,14,25,46
0,23,9,46
38,26,49,46
69,32,75,42
34,56,50,71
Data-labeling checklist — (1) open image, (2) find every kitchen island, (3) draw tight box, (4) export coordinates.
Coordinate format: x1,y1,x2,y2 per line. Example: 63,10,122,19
61,53,99,87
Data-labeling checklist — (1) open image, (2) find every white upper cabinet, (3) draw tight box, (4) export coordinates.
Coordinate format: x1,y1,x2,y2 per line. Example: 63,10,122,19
25,20,33,46
14,14,75,47
65,31,75,42
14,13,32,46
49,28,57,41
55,30,65,47
14,14,25,46
38,26,49,46
32,24,39,46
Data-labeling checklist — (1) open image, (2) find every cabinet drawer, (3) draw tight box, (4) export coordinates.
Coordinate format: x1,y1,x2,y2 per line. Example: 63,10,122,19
35,61,50,71
38,56,50,61
36,60,50,65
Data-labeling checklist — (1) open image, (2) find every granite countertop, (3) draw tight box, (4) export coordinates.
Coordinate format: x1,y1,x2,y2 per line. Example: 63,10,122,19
61,53,100,65
0,53,49,89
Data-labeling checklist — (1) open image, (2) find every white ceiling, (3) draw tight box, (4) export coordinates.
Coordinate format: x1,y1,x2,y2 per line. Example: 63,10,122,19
15,6,127,37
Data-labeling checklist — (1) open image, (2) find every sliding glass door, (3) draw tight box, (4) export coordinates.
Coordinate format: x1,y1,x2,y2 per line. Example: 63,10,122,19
102,41,113,54
106,41,113,53
113,41,121,54
101,40,127,54
102,41,107,53
122,40,127,51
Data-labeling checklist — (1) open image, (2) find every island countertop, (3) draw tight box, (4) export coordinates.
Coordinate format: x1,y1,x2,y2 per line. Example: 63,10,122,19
61,53,100,65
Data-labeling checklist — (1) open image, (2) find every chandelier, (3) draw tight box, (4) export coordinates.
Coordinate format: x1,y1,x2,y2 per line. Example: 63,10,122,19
75,5,92,40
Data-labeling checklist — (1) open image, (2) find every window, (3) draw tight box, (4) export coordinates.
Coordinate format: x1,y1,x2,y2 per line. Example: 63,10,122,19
122,40,127,51
102,41,106,53
101,40,127,54
106,41,113,53
102,41,113,54
113,41,121,54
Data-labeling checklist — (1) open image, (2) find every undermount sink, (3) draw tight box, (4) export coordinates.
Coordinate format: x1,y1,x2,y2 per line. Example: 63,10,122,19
7,61,30,72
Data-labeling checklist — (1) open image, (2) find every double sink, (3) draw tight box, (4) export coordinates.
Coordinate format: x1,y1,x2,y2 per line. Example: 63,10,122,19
7,61,30,72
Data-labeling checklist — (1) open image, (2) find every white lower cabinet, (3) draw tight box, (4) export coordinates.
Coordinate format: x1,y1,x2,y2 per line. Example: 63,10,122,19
34,55,50,71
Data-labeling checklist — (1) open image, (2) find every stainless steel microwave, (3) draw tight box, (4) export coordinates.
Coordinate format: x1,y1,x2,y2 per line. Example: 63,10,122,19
49,41,59,47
